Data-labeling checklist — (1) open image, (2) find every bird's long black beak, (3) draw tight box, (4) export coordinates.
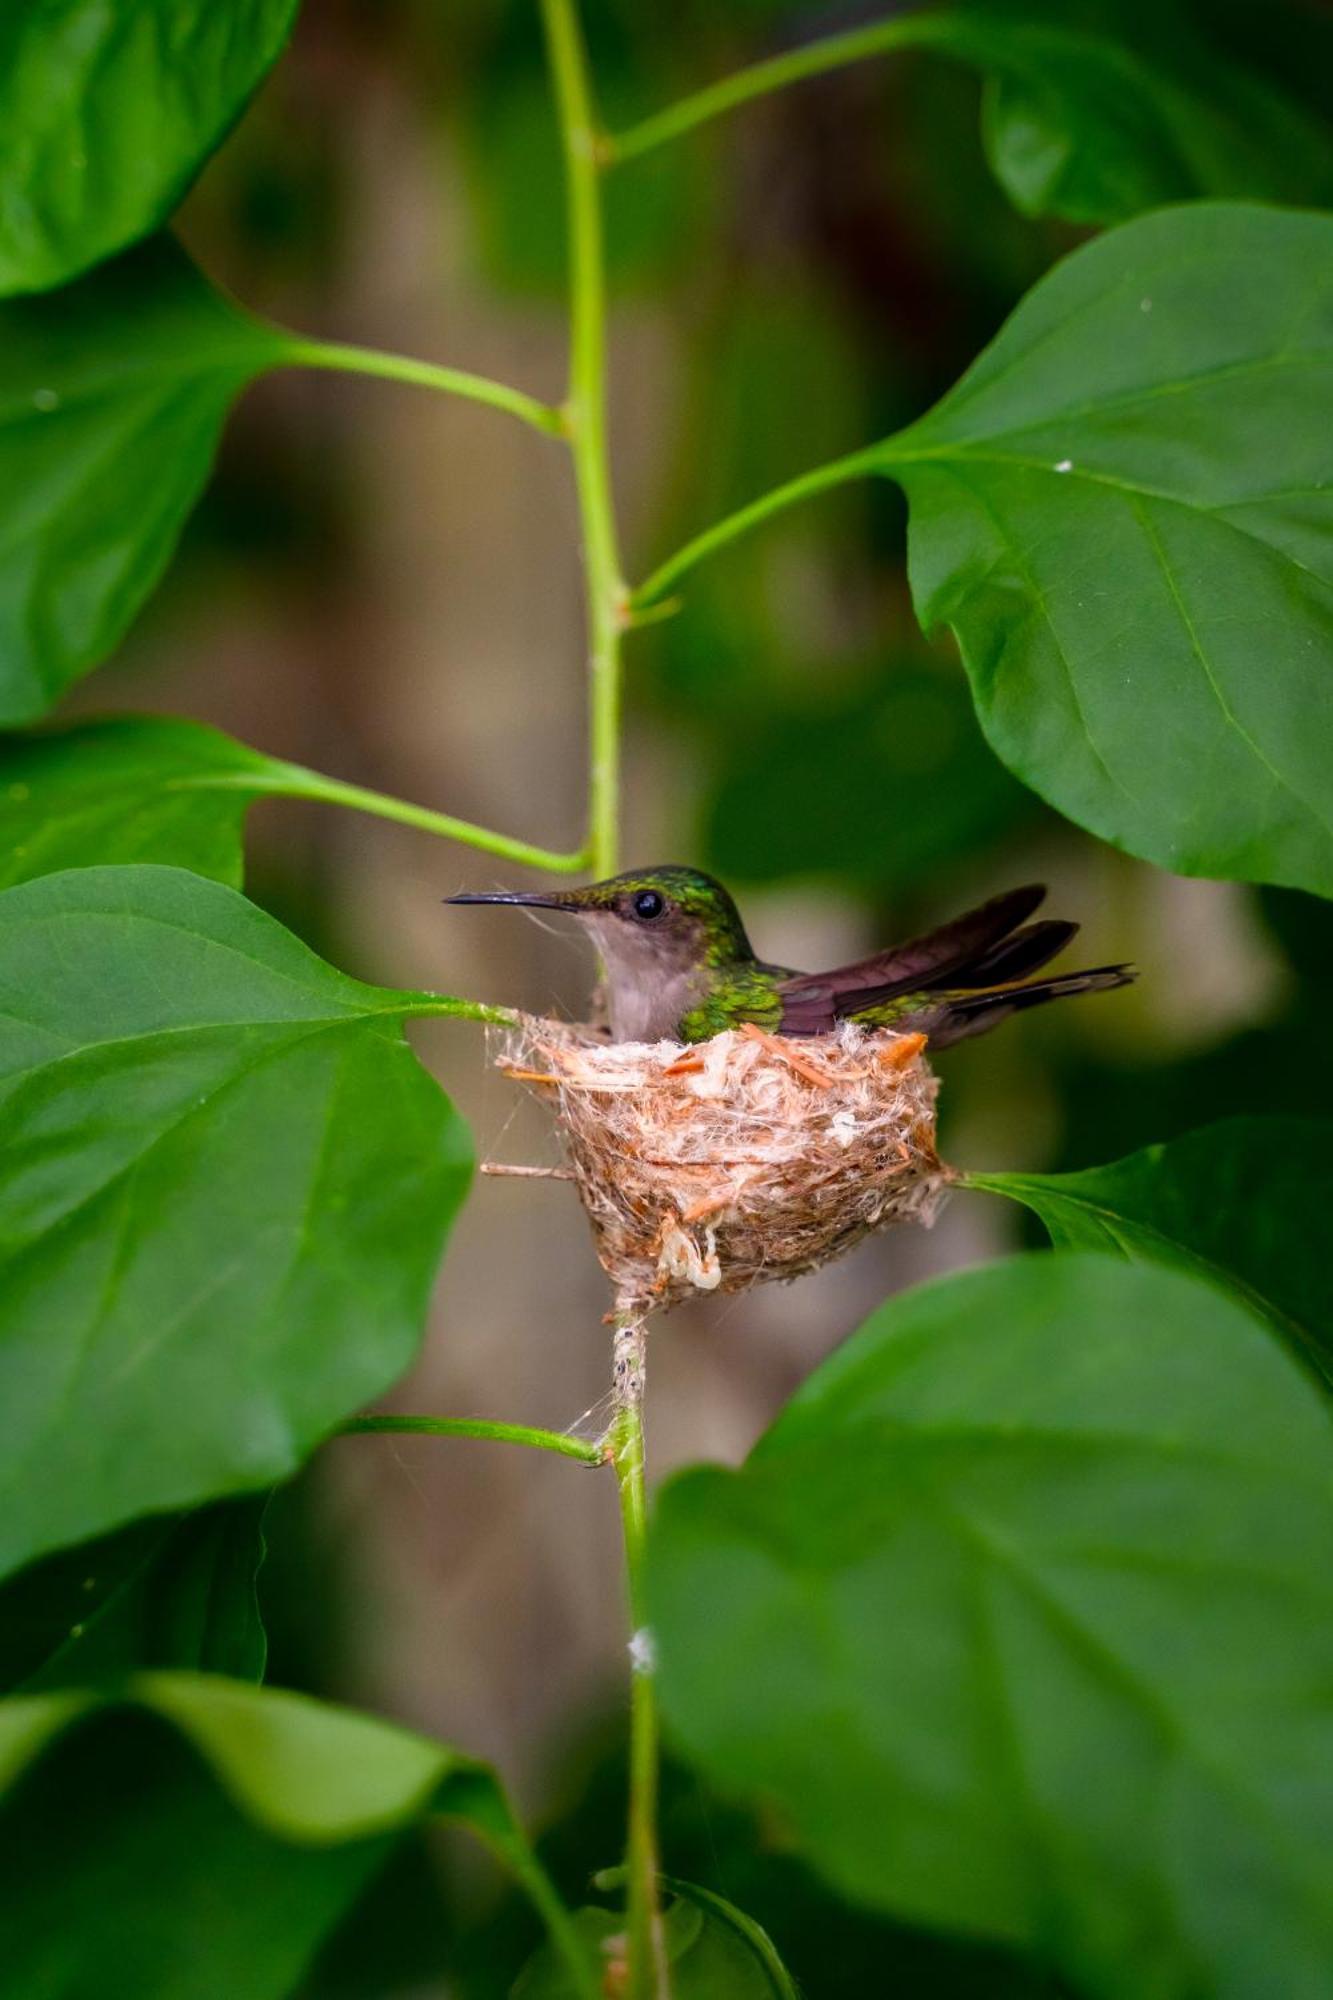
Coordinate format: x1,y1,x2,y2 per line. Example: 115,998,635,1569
445,890,575,910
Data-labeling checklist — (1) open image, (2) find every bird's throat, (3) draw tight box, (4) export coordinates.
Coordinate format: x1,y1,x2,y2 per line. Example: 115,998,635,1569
581,909,734,1043
607,961,710,1043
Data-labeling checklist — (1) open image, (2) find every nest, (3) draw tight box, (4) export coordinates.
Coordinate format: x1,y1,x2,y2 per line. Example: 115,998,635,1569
491,1015,951,1315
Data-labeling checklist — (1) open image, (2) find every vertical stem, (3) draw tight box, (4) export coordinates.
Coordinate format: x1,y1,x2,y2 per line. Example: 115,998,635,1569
541,0,626,880
609,1316,669,1999
540,6,662,1995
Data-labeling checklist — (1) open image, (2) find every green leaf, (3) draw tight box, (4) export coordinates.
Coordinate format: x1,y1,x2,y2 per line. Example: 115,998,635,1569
0,864,473,1579
960,19,1333,226
0,1673,535,2000
0,716,277,889
887,202,1333,897
0,1498,268,1693
0,0,300,296
651,1254,1333,2000
968,1117,1333,1390
0,236,287,723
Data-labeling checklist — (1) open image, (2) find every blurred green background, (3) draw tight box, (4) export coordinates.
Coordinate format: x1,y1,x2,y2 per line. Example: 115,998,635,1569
60,0,1332,1990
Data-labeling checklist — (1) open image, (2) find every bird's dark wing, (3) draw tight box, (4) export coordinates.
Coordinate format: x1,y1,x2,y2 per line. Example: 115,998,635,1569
776,884,1049,1033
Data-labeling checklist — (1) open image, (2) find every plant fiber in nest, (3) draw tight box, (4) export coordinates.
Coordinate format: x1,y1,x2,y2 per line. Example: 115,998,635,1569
496,1016,951,1314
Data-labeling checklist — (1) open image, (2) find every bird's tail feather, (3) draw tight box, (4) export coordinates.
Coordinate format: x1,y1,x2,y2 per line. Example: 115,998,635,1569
947,919,1077,989
910,964,1135,1048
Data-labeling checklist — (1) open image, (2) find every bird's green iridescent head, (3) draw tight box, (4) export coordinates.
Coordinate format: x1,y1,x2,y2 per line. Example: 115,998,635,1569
447,865,755,968
448,867,763,1041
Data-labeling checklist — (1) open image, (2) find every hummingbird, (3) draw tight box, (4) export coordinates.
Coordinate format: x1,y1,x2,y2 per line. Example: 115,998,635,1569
448,867,1134,1047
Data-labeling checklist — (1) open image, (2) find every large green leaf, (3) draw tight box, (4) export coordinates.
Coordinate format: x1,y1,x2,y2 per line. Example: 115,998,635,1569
651,1254,1333,2000
0,236,287,722
883,202,1333,897
0,1498,269,1693
0,864,474,1579
967,1117,1333,1390
0,716,277,889
0,0,300,295
0,1673,547,2000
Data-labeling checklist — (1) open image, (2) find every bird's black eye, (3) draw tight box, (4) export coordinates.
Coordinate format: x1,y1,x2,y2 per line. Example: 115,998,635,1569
632,889,665,922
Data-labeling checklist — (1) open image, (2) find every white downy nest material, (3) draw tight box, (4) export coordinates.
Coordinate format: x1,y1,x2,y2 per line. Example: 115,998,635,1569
494,1015,951,1313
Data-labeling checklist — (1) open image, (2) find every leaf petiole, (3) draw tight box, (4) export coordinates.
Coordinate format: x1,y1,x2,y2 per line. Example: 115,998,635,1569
283,336,566,438
606,13,955,165
255,759,590,874
631,441,887,607
342,1413,607,1466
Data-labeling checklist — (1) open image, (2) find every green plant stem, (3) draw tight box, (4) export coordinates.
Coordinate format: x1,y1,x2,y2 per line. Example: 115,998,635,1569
541,0,627,881
285,336,565,438
632,441,887,607
606,12,956,163
343,1413,605,1466
608,1378,669,2000
539,5,662,1983
258,759,589,874
397,993,518,1028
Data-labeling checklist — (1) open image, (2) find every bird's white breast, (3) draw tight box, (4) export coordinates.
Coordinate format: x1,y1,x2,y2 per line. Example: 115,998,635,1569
609,963,706,1043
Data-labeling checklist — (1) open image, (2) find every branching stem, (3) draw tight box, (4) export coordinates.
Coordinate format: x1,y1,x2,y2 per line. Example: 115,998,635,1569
540,5,666,1993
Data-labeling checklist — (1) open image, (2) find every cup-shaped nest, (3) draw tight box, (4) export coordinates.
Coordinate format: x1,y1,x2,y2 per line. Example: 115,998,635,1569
495,1016,951,1313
